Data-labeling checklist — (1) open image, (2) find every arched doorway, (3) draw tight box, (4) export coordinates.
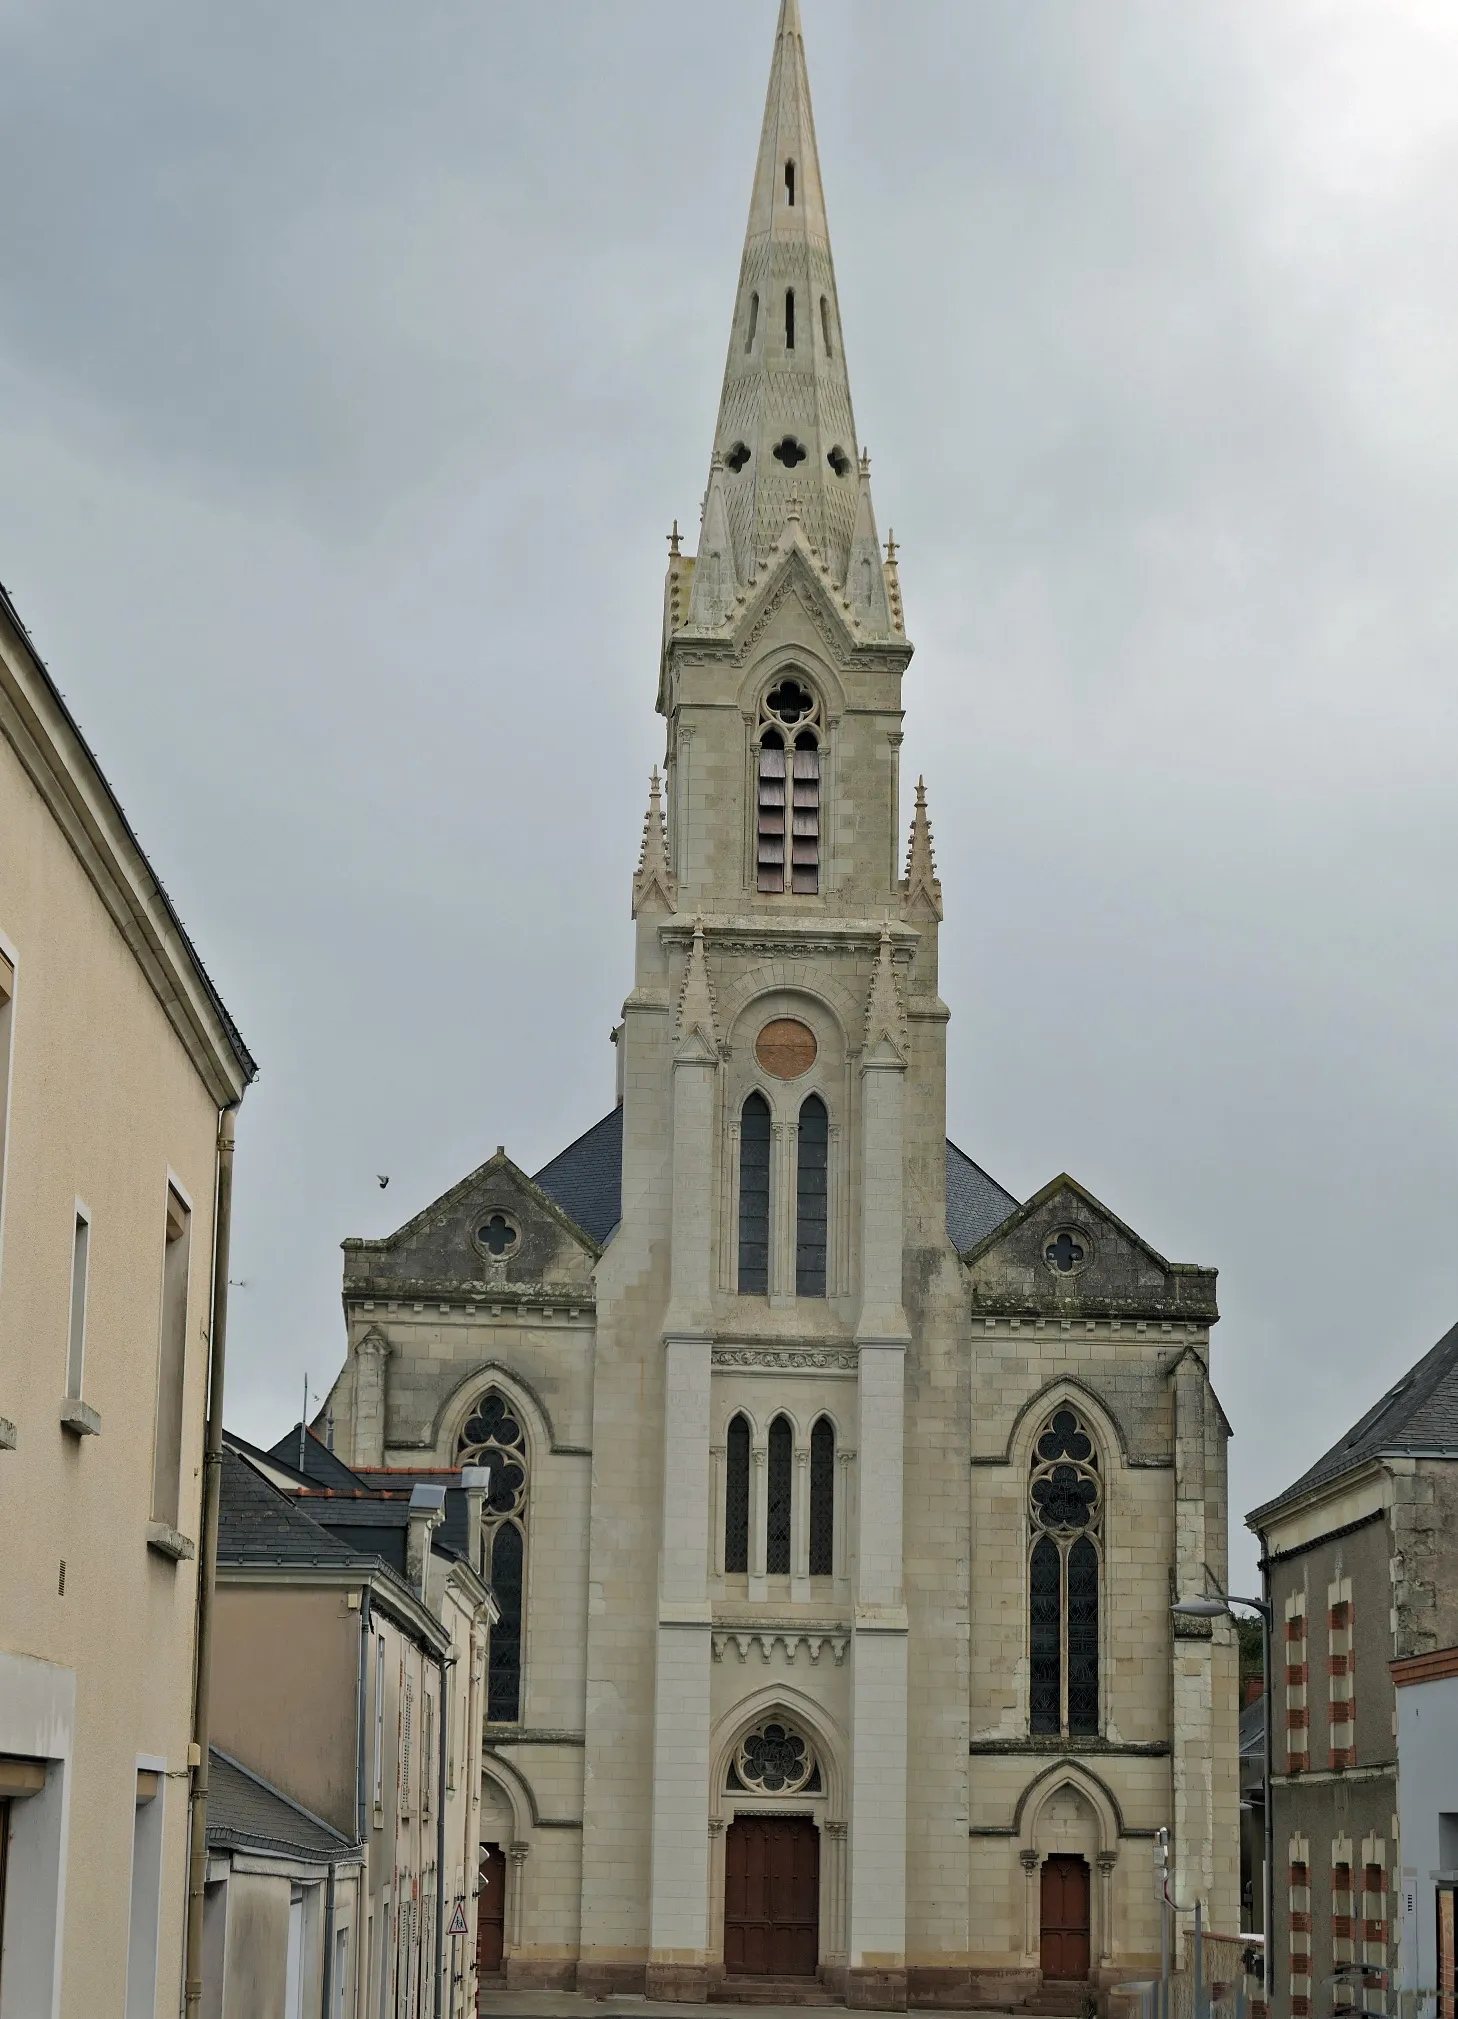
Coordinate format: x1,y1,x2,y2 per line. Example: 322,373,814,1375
476,1844,506,1982
1040,1855,1091,1982
724,1816,819,1978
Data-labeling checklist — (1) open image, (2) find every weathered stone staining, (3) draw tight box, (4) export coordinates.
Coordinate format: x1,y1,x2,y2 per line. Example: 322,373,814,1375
321,0,1237,2004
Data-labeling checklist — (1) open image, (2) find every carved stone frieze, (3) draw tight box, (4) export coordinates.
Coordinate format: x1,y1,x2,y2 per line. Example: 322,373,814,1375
712,1629,849,1666
713,1346,857,1373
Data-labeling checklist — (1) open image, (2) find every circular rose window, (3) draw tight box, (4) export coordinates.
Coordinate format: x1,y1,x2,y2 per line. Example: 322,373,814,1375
755,1018,817,1080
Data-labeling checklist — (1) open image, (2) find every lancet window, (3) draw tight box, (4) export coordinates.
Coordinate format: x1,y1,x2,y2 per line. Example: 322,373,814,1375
738,1092,772,1294
796,1095,828,1296
725,1413,751,1573
1027,1405,1101,1738
756,678,822,895
809,1416,835,1576
766,1415,793,1575
457,1389,530,1724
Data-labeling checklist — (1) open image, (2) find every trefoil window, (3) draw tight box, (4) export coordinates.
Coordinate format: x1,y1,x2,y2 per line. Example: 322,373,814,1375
1027,1405,1101,1738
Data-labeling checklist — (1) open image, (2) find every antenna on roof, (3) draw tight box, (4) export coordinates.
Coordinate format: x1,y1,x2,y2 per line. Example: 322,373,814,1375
298,1375,308,1473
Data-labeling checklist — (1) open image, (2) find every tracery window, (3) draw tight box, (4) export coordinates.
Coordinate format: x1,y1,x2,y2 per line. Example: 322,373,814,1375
795,1095,828,1297
809,1416,835,1576
728,1719,821,1795
725,1413,750,1574
738,1093,772,1294
1027,1405,1101,1738
457,1390,529,1723
766,1415,793,1575
756,678,822,895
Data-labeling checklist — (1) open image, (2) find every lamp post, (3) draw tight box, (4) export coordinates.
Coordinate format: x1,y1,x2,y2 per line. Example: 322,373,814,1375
1172,1593,1275,2010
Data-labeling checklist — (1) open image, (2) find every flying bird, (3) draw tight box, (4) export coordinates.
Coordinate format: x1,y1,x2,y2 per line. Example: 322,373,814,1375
377,1175,390,1189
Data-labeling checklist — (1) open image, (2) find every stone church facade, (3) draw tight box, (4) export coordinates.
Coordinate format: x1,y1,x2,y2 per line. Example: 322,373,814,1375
322,2,1239,2005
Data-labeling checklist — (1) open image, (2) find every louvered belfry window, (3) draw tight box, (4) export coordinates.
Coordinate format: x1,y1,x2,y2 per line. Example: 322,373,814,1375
1027,1405,1102,1738
757,678,822,894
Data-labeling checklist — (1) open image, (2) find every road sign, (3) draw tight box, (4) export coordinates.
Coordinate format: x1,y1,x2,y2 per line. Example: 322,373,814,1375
448,1900,469,1937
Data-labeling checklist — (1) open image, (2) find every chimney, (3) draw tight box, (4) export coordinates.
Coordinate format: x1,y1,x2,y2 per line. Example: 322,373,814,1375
460,1465,492,1577
407,1483,447,1604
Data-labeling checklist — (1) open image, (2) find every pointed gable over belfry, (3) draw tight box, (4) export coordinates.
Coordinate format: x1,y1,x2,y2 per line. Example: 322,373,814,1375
705,0,871,601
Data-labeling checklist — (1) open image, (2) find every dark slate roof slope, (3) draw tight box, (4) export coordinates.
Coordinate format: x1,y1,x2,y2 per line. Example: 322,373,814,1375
533,1104,623,1246
268,1423,372,1493
1250,1318,1458,1527
1239,1698,1265,1762
218,1445,361,1568
946,1140,1020,1252
207,1748,354,1862
533,1104,1021,1255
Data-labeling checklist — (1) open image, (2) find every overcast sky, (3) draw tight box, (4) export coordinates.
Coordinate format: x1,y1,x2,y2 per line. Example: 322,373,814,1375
5,0,1458,1589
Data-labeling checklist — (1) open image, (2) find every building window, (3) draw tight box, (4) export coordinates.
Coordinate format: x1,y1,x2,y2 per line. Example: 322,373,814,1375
66,1206,91,1399
809,1417,835,1575
746,292,759,353
738,1093,772,1293
820,295,833,356
785,160,796,208
795,1095,828,1296
1027,1405,1101,1738
757,679,822,894
1329,1580,1354,1769
785,287,796,350
725,1413,750,1573
456,1390,529,1723
151,1188,191,1529
766,1415,792,1575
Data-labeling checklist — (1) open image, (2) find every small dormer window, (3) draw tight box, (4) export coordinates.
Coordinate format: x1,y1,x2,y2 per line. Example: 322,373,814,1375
757,678,822,895
785,160,796,207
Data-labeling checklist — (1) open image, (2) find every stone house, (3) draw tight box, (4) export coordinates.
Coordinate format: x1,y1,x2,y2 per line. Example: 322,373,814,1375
210,1437,494,2019
321,2,1239,2006
0,569,253,2017
1247,1320,1458,2019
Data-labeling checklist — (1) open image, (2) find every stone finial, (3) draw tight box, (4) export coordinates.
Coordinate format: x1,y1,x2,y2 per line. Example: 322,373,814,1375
668,520,682,557
863,924,908,1062
676,920,720,1062
632,768,677,918
883,526,905,635
901,777,943,921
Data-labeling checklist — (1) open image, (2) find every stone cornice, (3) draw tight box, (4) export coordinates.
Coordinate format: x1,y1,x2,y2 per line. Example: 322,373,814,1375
346,1286,595,1319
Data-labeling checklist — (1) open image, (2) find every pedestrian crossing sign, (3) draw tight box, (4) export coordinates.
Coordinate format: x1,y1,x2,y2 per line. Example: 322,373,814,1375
448,1900,470,1937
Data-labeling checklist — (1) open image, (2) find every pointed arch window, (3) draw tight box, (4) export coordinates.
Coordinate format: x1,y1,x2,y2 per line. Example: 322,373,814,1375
785,288,796,351
767,1415,793,1575
785,160,796,207
796,1095,828,1297
1027,1405,1101,1738
809,1417,835,1575
757,679,822,894
738,1093,772,1293
725,1413,750,1573
457,1390,530,1724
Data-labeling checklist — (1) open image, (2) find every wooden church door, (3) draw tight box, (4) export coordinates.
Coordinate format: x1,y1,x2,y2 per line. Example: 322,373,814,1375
476,1844,506,1982
723,1816,820,1977
1039,1855,1091,1981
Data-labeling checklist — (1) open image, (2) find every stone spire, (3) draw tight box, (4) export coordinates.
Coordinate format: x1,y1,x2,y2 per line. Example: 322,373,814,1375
863,924,908,1061
632,768,677,917
705,0,866,594
901,777,943,921
675,921,720,1061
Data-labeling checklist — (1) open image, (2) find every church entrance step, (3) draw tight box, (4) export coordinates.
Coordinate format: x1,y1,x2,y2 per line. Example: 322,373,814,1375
710,1977,838,2006
1020,1985,1092,2019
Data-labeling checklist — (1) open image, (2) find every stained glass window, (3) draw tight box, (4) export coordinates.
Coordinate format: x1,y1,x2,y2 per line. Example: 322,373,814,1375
487,1521,524,1724
767,1416,793,1575
1028,1404,1102,1738
796,1096,829,1297
738,1094,772,1294
809,1417,835,1575
725,1413,750,1574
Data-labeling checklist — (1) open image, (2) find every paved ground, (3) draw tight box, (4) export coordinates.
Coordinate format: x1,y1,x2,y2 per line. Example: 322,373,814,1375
476,1996,1022,2019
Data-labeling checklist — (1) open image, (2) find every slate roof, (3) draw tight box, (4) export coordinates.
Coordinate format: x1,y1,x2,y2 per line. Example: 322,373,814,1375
207,1748,355,1863
533,1105,624,1246
217,1445,363,1569
532,1103,1021,1255
945,1140,1020,1253
1239,1698,1266,1762
1249,1318,1458,1527
270,1423,377,1493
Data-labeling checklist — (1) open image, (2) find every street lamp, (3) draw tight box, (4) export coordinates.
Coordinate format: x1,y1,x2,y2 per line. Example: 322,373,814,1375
1171,1593,1275,2009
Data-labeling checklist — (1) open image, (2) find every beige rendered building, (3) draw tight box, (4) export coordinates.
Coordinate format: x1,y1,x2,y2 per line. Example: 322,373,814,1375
323,3,1240,2007
0,576,254,2014
210,1435,495,2017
